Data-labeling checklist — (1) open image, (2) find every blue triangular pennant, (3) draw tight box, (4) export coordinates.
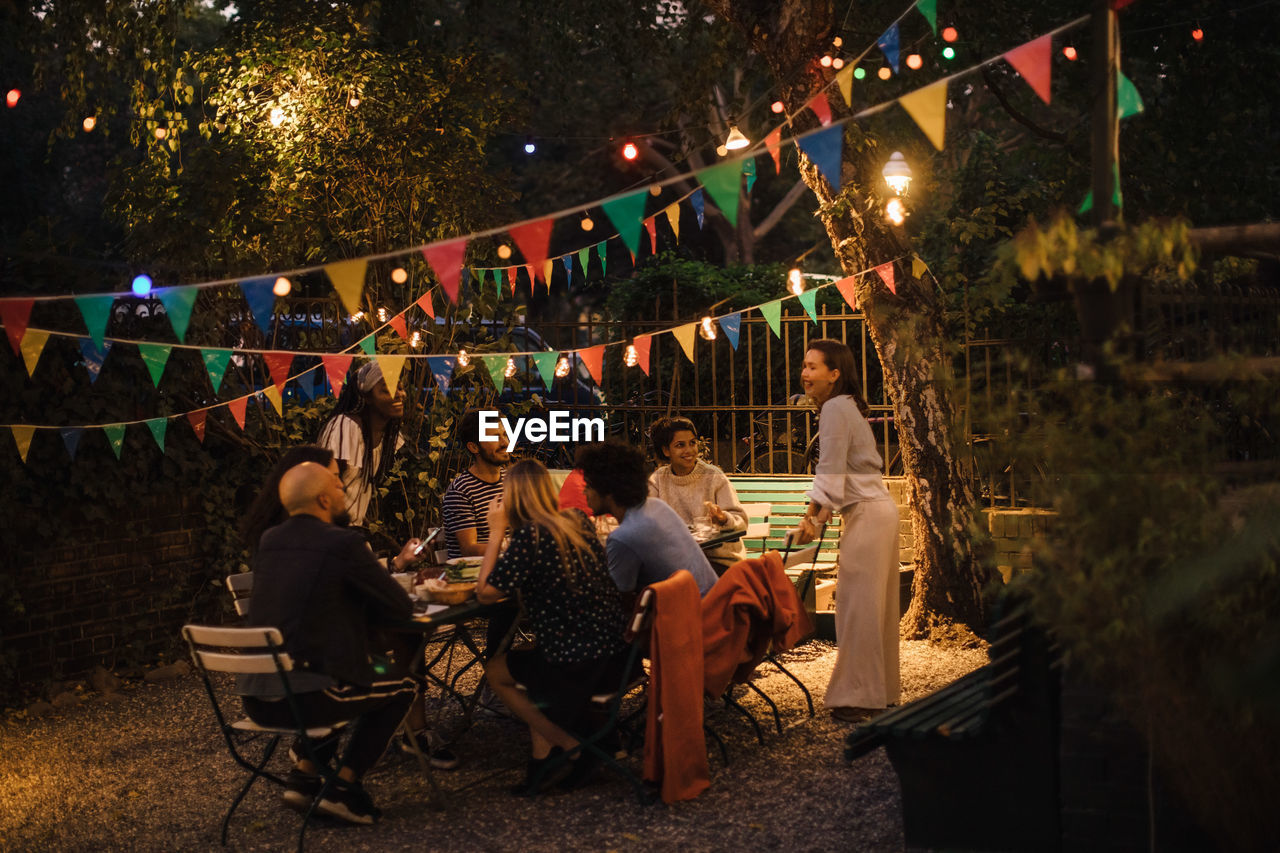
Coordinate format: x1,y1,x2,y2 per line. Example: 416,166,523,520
562,256,573,289
690,188,705,229
719,312,742,351
426,356,457,394
795,125,845,189
239,277,278,337
60,428,82,460
79,338,111,384
878,23,900,73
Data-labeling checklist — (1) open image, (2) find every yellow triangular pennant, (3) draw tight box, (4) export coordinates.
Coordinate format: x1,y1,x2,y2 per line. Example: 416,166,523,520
324,258,368,315
912,255,927,279
672,323,697,362
262,384,284,416
836,66,854,108
11,425,35,463
898,79,948,150
20,329,49,377
664,202,681,242
374,354,408,397
543,259,555,287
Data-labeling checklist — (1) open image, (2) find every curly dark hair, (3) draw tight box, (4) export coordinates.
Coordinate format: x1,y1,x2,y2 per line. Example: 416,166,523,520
576,440,650,509
648,416,698,463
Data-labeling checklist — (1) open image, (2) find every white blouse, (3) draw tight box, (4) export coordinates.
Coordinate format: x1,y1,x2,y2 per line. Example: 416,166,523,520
806,395,890,513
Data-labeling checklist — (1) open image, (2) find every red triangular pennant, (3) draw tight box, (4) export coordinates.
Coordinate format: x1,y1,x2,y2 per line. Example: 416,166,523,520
227,397,248,430
263,351,293,394
765,127,783,175
835,276,859,310
510,219,554,282
875,262,896,294
421,237,468,303
322,354,354,398
644,217,658,254
809,92,832,126
506,266,518,295
414,291,435,319
578,345,605,384
0,299,34,357
187,409,208,442
633,335,652,376
387,314,409,340
1004,34,1053,105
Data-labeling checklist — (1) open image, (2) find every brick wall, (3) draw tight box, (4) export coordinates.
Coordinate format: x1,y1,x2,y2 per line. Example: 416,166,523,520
985,507,1054,581
3,493,213,691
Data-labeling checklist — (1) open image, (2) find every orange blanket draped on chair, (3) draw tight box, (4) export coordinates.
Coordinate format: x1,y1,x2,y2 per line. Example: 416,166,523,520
643,570,711,803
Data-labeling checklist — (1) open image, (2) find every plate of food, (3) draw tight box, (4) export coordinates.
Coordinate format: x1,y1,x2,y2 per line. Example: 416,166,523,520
415,577,477,605
444,556,483,582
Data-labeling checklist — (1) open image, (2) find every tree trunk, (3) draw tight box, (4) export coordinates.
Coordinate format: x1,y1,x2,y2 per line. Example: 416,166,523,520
708,0,989,634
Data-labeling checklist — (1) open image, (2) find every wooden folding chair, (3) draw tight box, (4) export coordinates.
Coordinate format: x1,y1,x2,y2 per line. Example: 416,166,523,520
182,624,363,851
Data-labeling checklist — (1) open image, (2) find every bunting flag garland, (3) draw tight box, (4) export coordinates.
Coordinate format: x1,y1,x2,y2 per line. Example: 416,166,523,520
481,354,507,390
20,330,48,377
917,0,937,34
644,217,658,254
387,314,409,340
81,339,110,383
264,351,293,394
578,345,605,384
238,278,277,336
426,355,456,394
137,343,171,387
61,427,81,460
690,188,705,229
510,220,554,284
227,397,248,430
764,127,783,174
531,351,558,388
262,385,284,416
795,124,845,189
322,354,353,398
12,425,34,463
835,66,854,109
835,275,859,310
415,290,436,319
797,289,819,323
145,417,167,452
899,78,948,150
875,262,897,294
719,312,742,351
759,300,783,338
1004,34,1053,104
1117,71,1144,119
75,294,114,348
203,348,232,394
295,367,318,402
601,191,648,259
0,299,32,356
809,92,833,127
188,409,208,442
103,423,126,459
700,160,743,227
156,286,198,343
507,266,519,295
671,323,696,362
878,23,900,73
664,202,681,242
324,259,368,315
632,335,652,375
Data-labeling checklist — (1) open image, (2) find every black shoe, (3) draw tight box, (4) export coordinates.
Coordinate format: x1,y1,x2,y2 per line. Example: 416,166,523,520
395,729,461,770
557,749,603,791
281,768,322,814
509,747,571,796
317,780,381,825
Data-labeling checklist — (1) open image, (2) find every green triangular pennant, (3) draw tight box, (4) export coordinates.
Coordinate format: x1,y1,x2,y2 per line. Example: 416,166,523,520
600,190,648,259
578,247,591,277
75,294,115,349
481,354,508,389
156,286,198,343
1117,71,1144,120
531,352,558,388
916,0,937,34
700,160,743,227
137,343,172,387
103,423,126,460
145,417,167,453
202,349,232,394
759,300,783,338
358,334,375,356
596,242,608,277
797,289,819,323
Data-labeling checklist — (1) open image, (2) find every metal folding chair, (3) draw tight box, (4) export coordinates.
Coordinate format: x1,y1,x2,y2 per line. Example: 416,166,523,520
224,572,253,618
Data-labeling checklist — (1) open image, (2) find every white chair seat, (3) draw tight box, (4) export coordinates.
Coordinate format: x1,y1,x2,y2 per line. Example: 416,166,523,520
230,719,340,739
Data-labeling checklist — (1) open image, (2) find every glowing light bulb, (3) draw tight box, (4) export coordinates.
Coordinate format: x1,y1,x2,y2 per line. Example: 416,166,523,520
457,349,470,367
1062,45,1078,61
5,89,20,108
942,46,956,60
504,357,517,379
554,356,571,378
622,141,638,160
882,151,912,195
698,316,717,341
716,144,728,157
348,95,360,108
524,135,536,154
885,197,907,226
854,67,866,80
878,67,892,80
906,54,923,70
623,344,638,367
832,37,843,48
377,307,388,323
153,127,167,139
391,267,407,284
82,116,96,132
131,274,153,296
1191,27,1204,42
350,311,365,322
787,268,804,296
820,55,833,68
497,244,512,260
649,184,663,196
942,26,958,43
771,101,784,114
270,107,285,127
832,57,845,70
580,215,594,232
410,331,422,348
272,276,292,296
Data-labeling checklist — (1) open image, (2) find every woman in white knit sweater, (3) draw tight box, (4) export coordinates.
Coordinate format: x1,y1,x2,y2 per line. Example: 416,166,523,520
647,416,747,574
789,339,900,723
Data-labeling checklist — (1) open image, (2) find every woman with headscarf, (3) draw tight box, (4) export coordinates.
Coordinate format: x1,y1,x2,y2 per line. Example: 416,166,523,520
317,361,407,526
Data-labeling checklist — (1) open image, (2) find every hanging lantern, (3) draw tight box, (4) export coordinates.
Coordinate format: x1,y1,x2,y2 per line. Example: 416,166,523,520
554,356,571,378
497,244,513,260
724,125,750,150
624,344,639,367
882,151,912,195
698,316,717,341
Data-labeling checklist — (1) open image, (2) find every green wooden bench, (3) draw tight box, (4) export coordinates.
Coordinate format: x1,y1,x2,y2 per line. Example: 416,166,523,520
843,599,1062,851
726,475,841,566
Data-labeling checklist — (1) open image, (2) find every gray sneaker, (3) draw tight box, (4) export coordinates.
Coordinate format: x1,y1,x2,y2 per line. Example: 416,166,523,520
317,780,381,825
281,768,322,814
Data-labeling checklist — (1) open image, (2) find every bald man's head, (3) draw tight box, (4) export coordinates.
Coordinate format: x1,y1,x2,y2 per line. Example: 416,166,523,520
278,460,350,525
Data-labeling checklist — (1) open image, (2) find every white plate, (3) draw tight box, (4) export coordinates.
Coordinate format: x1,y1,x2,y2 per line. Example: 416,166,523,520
446,557,484,567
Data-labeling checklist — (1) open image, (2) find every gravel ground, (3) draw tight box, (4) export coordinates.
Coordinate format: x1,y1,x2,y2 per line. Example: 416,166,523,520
0,637,987,853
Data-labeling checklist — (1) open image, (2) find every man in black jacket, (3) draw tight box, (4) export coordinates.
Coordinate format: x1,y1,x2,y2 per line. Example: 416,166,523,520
239,460,416,825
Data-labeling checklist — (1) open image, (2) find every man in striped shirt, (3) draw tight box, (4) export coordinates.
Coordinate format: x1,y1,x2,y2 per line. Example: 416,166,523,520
443,409,511,560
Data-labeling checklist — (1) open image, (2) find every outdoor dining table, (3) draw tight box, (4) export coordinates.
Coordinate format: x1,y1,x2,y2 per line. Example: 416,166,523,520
694,527,746,551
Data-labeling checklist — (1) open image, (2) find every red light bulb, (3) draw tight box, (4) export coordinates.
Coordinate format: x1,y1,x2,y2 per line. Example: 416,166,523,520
1062,45,1078,61
5,89,20,108
622,141,638,161
1191,27,1204,42
942,27,958,43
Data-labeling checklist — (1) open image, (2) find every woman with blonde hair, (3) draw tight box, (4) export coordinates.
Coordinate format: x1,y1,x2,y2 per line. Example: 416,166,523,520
477,459,629,792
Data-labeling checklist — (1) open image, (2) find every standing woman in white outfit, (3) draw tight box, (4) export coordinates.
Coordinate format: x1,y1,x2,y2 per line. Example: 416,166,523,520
790,339,900,722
